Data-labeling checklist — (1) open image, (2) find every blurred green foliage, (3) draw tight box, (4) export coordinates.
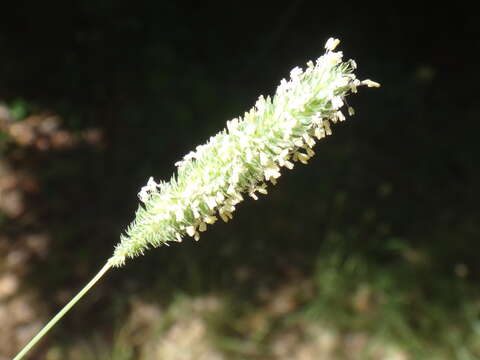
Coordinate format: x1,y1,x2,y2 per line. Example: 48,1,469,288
8,98,31,121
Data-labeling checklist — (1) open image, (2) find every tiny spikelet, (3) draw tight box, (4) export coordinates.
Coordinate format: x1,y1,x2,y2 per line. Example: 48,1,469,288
110,38,379,267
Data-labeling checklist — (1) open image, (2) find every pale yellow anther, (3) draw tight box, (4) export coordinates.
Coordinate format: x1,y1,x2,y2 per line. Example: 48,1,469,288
325,37,340,51
362,79,381,88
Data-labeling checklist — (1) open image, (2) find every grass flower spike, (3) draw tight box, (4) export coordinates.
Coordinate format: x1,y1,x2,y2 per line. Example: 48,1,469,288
13,38,379,360
111,37,379,267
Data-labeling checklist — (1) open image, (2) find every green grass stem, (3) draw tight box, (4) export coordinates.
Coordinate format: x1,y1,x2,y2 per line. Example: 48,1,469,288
13,261,113,360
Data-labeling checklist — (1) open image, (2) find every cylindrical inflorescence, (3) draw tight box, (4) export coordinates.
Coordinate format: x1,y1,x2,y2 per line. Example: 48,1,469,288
110,38,379,267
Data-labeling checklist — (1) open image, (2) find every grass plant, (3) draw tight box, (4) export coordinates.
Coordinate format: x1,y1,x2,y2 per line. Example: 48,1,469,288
13,37,378,360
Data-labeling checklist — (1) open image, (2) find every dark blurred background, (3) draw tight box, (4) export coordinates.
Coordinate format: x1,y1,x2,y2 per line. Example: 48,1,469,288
1,2,479,359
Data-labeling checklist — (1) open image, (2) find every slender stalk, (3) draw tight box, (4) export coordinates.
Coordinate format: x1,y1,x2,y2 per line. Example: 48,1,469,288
13,261,113,360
